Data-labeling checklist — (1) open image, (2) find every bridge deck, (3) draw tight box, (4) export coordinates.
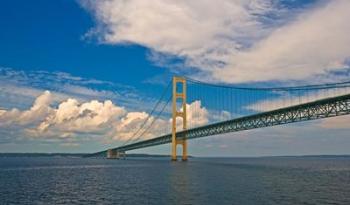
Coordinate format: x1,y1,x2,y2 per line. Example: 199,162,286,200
88,93,350,157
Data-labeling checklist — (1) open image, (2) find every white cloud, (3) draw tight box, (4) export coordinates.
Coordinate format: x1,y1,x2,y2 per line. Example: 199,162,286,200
0,91,209,144
1,91,349,154
35,98,126,138
0,91,127,139
209,110,232,122
83,0,350,83
186,100,209,128
112,111,153,141
172,100,209,131
0,91,53,126
81,0,274,72
217,0,350,83
115,100,209,141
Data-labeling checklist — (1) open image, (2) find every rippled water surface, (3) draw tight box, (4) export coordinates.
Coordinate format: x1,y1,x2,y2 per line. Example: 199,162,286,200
0,156,350,204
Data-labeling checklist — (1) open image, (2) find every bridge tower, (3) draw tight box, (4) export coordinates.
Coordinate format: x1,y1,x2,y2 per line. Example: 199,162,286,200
172,76,187,161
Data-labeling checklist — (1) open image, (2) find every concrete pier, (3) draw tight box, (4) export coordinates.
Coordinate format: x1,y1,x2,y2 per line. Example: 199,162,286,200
107,149,125,159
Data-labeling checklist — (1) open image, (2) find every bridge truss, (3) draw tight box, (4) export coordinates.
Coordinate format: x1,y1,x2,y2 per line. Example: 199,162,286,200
88,93,350,157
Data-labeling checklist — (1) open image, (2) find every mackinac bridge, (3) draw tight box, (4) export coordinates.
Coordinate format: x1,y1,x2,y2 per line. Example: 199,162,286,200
87,77,350,161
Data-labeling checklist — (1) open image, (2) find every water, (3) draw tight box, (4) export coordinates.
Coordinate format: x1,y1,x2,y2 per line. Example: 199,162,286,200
0,157,349,205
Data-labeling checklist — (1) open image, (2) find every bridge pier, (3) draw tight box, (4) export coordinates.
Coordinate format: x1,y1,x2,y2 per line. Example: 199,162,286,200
107,149,125,159
172,140,188,161
172,77,188,161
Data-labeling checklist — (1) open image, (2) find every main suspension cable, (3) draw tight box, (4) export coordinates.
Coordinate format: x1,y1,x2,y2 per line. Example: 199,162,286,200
120,81,171,146
123,94,172,146
186,77,350,91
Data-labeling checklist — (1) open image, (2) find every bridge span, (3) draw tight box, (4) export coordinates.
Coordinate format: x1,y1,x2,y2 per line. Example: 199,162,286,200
87,77,350,160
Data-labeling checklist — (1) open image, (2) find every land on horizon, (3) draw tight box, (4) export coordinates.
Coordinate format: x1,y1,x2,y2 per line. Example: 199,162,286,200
1,153,350,159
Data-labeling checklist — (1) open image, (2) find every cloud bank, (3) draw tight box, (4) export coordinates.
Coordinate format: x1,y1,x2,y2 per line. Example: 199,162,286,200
0,91,209,143
82,0,350,83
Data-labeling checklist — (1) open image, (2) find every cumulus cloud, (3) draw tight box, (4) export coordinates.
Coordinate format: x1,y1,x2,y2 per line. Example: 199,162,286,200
174,100,209,130
82,0,350,83
186,100,209,127
0,91,126,139
35,98,126,138
115,100,209,141
112,111,153,141
0,91,209,143
0,91,53,126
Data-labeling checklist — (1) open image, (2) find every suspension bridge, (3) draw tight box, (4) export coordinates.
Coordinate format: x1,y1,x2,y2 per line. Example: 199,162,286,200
87,77,350,161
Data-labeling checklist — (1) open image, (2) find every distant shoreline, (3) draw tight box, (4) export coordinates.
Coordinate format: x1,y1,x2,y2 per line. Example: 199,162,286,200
0,153,171,158
0,153,350,158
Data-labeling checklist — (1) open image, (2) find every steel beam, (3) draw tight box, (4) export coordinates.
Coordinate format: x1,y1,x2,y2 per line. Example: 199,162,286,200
87,93,350,157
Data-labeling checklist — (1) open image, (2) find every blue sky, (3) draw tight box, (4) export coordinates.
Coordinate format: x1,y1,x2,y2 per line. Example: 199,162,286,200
0,0,172,89
1,0,350,156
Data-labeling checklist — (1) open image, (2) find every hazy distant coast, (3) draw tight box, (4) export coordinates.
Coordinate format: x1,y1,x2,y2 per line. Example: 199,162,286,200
0,153,173,158
0,153,349,159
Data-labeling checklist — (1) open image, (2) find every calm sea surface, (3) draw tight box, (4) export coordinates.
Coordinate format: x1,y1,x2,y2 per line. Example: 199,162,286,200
0,156,349,205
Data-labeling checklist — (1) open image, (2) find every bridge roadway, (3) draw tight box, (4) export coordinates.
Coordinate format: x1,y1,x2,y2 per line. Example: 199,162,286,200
88,93,350,157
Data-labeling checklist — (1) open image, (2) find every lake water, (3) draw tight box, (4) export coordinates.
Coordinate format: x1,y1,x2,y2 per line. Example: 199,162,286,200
0,156,349,205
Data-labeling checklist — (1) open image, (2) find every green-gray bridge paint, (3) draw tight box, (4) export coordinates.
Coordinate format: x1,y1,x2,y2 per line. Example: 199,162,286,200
87,93,350,157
